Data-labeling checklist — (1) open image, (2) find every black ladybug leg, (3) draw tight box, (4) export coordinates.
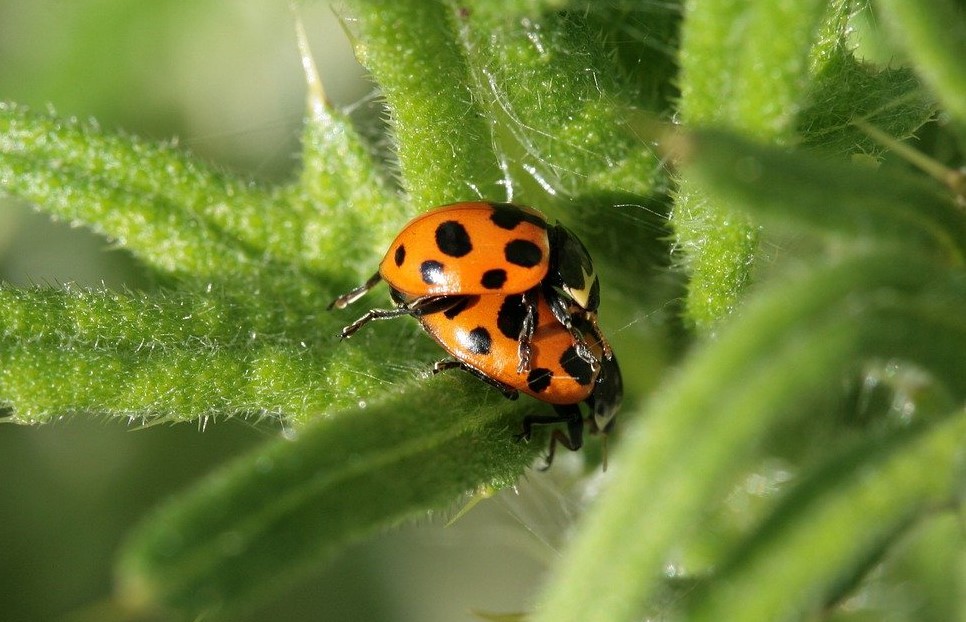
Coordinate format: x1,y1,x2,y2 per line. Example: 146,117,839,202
545,291,600,371
327,271,382,310
587,313,614,361
517,404,583,469
432,359,520,400
338,305,415,339
338,295,461,339
515,288,538,373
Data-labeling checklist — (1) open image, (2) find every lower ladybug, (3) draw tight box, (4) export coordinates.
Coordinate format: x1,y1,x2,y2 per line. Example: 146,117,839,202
416,290,622,465
333,283,622,465
328,202,613,371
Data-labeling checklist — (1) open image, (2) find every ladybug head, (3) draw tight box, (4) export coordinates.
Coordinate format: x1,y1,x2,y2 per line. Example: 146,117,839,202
549,225,601,313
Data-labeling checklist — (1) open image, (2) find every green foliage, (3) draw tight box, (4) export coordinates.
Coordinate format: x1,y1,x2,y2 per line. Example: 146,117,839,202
1,0,964,620
877,0,966,144
534,238,966,622
116,380,544,619
671,0,829,329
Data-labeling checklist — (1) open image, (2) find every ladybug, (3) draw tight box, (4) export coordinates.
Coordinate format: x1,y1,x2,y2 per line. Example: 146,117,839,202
418,289,622,464
328,202,612,369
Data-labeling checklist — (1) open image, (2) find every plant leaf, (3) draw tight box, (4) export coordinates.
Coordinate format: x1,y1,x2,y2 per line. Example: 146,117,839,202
671,128,966,262
682,408,966,621
454,5,664,202
0,280,443,425
532,249,966,622
800,54,936,156
338,0,504,206
0,103,266,279
876,0,966,144
115,379,545,620
0,101,406,287
672,0,831,329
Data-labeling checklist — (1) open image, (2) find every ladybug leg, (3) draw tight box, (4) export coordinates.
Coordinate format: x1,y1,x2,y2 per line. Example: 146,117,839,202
327,271,382,310
544,290,601,371
516,404,584,469
433,359,520,401
586,313,614,361
338,295,461,340
515,288,538,374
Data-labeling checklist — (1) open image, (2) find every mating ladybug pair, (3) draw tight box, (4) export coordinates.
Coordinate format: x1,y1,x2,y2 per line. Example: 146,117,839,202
329,202,622,465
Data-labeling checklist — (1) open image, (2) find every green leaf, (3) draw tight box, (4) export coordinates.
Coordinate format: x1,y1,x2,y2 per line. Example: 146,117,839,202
671,129,966,262
876,0,966,144
672,0,831,329
800,55,936,156
682,408,966,621
677,0,829,136
0,102,265,279
339,0,504,206
454,5,664,202
0,282,432,425
532,249,966,622
116,379,545,620
0,101,401,286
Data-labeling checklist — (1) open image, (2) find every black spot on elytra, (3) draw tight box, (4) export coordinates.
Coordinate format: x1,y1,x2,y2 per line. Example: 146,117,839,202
504,239,543,268
527,368,553,393
420,260,445,285
560,346,594,385
490,204,525,229
481,269,508,289
443,297,471,319
489,203,548,230
496,295,527,339
463,327,492,355
435,221,473,257
394,245,406,267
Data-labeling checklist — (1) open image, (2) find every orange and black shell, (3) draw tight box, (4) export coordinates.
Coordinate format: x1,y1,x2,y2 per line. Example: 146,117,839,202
378,202,551,297
417,291,604,405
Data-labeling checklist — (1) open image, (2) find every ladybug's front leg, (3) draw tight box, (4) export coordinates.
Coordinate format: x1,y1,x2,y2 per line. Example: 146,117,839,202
337,295,461,340
327,271,382,310
432,359,520,400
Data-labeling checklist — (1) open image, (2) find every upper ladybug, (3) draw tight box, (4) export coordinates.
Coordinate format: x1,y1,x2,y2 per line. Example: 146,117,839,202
329,202,612,368
380,202,552,296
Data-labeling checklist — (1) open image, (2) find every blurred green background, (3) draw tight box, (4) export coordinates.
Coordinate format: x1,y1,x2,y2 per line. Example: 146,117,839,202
0,2,569,620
